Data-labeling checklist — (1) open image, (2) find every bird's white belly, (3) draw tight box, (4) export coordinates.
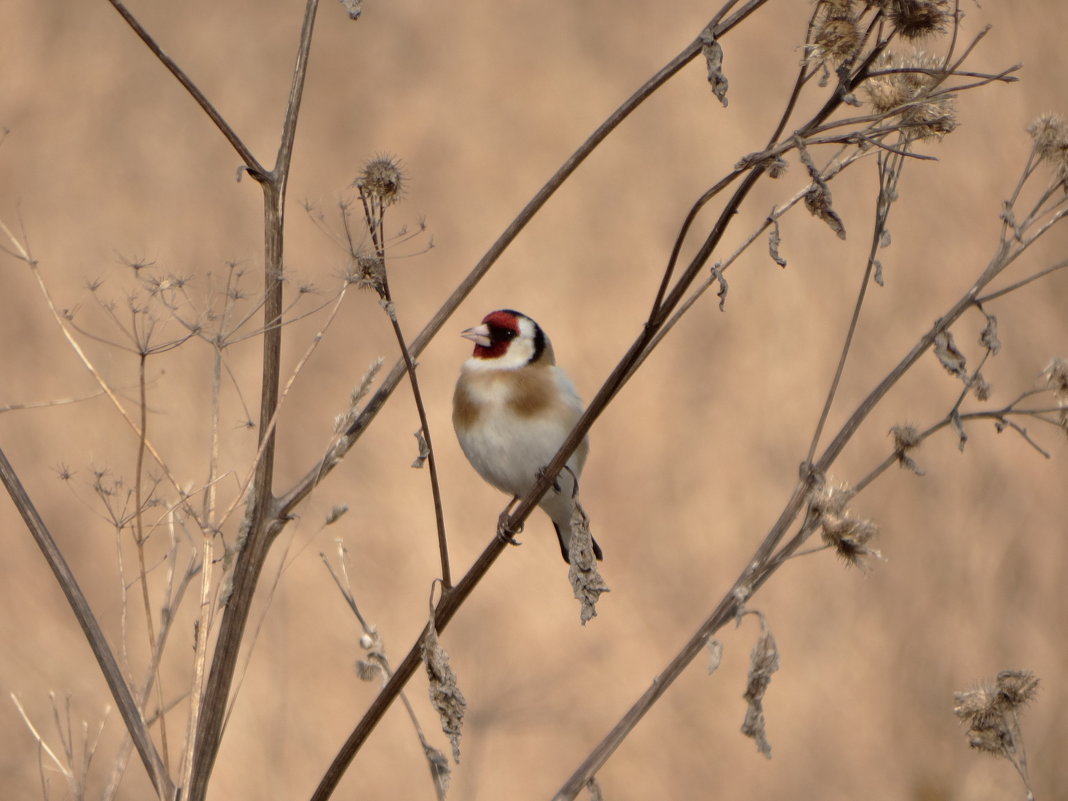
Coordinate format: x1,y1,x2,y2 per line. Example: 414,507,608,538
459,411,580,499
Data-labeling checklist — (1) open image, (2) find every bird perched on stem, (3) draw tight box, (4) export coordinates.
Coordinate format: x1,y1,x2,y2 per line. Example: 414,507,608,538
452,309,603,563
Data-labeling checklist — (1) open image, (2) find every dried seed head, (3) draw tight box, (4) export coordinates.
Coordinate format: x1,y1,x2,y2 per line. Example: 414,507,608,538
820,0,856,14
821,515,881,568
864,52,957,140
1042,357,1068,434
954,671,1039,759
995,670,1040,708
1038,360,1066,427
887,0,952,40
348,254,387,294
1043,356,1068,399
812,481,854,519
355,659,381,681
1027,113,1068,167
812,481,881,567
355,155,405,206
891,424,921,451
890,424,925,474
808,14,862,66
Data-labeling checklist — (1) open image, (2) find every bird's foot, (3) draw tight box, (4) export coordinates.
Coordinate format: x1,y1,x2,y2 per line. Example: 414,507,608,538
496,510,524,547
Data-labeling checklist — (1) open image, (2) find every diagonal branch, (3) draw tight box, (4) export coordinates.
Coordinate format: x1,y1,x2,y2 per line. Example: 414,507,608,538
0,447,174,801
106,0,266,179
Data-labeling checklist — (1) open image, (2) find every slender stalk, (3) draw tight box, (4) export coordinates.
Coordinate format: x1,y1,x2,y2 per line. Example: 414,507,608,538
133,351,170,774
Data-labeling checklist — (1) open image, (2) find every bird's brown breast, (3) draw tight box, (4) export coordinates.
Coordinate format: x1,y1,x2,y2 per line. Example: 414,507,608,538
453,366,557,429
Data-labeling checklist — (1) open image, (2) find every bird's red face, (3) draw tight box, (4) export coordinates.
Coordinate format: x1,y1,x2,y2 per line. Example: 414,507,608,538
461,310,522,360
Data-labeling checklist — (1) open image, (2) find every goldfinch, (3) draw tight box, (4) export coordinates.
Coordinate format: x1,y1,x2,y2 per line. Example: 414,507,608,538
452,309,603,563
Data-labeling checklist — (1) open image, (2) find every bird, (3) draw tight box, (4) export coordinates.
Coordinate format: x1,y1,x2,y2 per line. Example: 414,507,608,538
452,309,603,563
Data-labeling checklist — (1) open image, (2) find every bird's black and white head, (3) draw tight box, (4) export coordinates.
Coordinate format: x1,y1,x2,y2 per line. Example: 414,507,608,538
461,309,555,369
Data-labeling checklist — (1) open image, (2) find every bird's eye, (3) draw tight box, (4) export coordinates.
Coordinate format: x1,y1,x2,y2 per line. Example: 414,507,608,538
496,328,517,340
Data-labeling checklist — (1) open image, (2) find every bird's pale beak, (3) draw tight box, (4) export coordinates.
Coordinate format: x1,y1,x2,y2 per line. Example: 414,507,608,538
460,324,492,348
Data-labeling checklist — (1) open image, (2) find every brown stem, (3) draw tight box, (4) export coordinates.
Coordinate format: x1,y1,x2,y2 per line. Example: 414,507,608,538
186,3,321,800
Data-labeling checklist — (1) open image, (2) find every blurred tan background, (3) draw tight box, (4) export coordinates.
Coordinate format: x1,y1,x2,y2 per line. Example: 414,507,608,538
1,1,1066,799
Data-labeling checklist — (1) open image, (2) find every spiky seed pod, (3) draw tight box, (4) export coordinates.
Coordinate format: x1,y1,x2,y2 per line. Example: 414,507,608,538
1027,113,1068,183
809,15,862,65
355,155,405,206
887,0,952,40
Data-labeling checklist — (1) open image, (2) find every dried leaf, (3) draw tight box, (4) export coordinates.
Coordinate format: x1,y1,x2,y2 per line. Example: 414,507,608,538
325,504,349,525
707,639,724,675
422,625,466,763
740,613,779,759
699,27,729,107
980,314,1001,355
768,220,787,268
338,0,362,20
804,184,847,239
934,330,967,380
950,409,968,452
567,504,610,625
712,263,729,311
424,743,451,798
798,140,846,239
411,428,430,468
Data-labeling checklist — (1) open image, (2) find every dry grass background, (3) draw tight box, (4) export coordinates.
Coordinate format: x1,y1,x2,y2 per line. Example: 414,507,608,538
1,1,1066,799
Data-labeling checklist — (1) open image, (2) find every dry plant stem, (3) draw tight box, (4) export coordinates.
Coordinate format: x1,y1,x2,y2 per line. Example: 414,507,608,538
180,1,320,798
385,301,452,587
363,192,453,587
807,152,903,464
0,447,173,799
133,352,171,774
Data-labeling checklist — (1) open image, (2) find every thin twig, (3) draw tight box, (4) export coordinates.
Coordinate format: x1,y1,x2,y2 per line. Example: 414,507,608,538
807,150,905,463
